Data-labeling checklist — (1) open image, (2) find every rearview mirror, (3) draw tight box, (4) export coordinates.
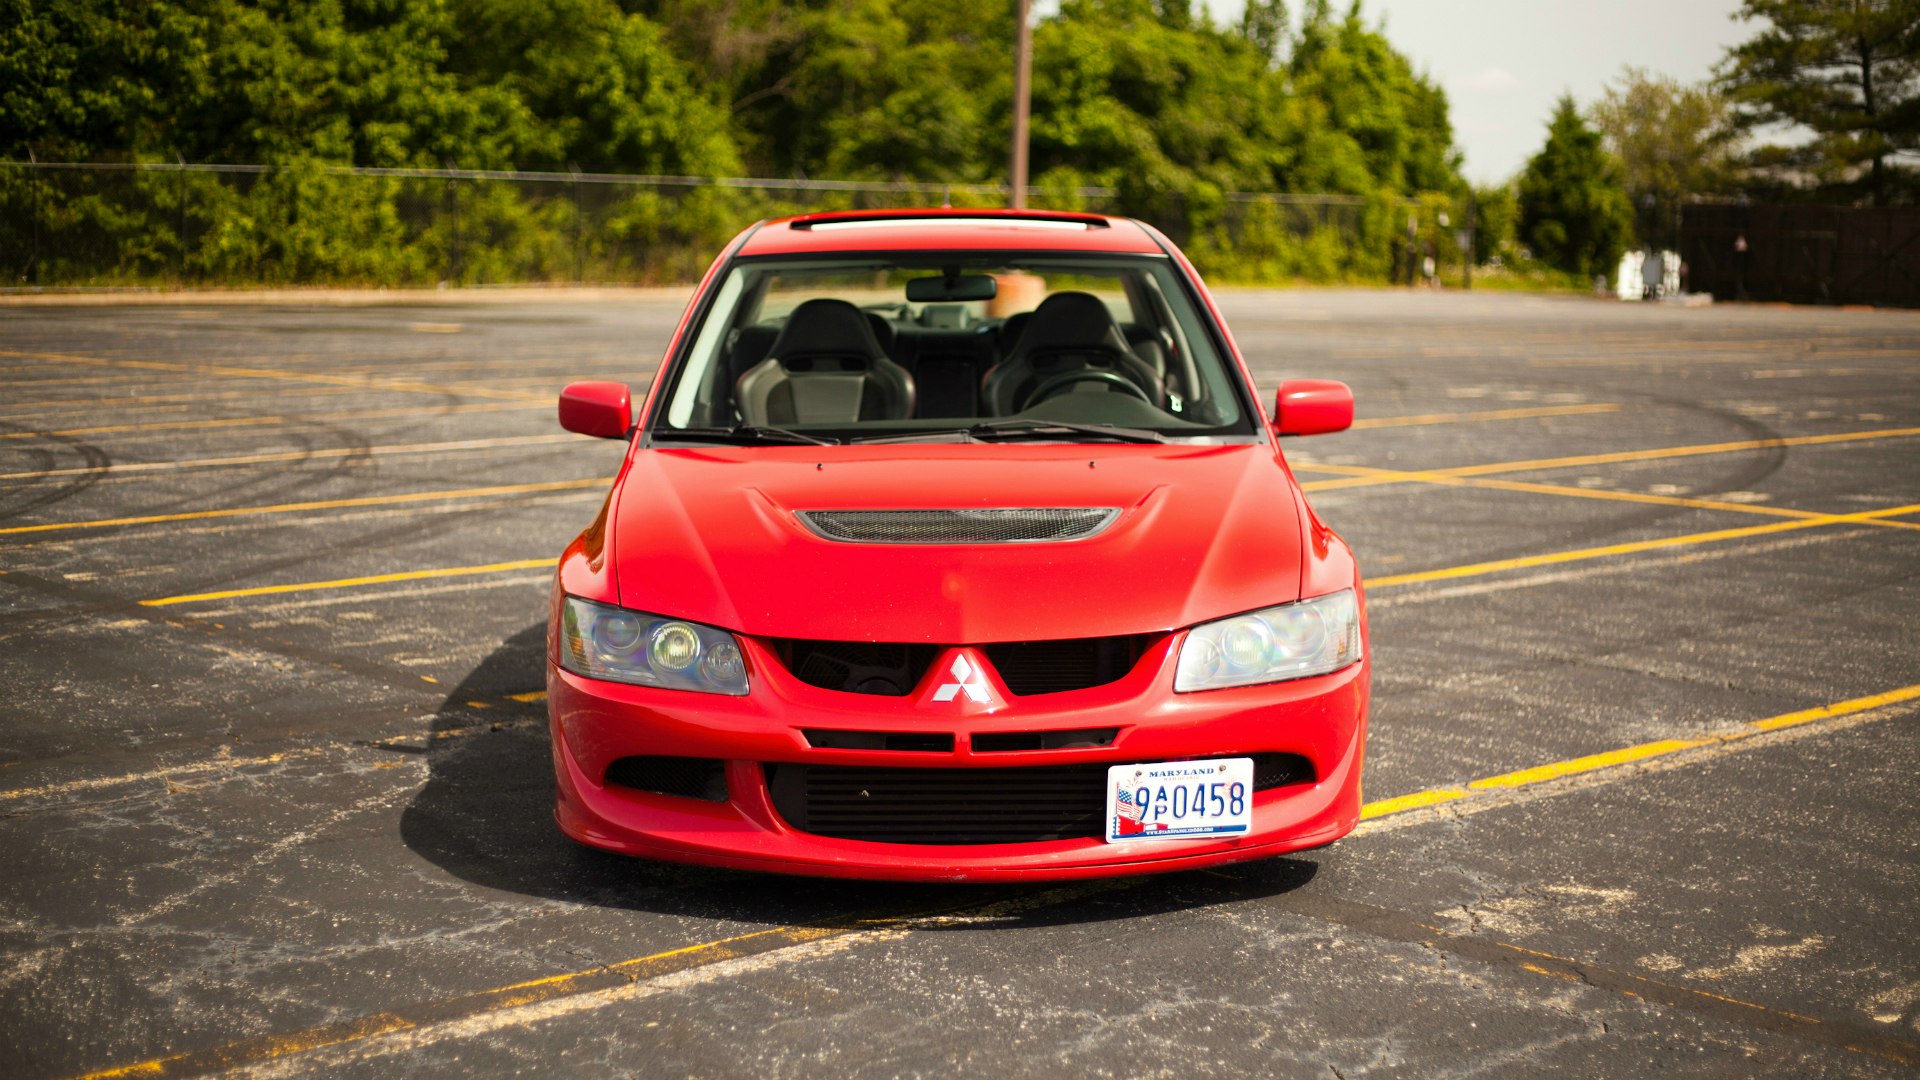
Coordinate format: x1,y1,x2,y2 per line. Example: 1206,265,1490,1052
906,274,998,302
559,381,633,439
1272,380,1353,436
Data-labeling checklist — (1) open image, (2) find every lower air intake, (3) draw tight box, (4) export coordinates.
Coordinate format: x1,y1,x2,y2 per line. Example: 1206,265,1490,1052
763,753,1314,845
604,756,728,802
796,508,1119,544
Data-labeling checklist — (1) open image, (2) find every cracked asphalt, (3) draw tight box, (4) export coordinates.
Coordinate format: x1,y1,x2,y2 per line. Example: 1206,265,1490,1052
1,288,1916,1077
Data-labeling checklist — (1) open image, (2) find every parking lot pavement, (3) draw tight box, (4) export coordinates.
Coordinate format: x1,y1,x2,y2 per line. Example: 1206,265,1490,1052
2,289,1915,1077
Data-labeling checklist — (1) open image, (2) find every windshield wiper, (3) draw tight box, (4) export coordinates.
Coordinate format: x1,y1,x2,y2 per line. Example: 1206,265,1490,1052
655,425,841,446
849,419,1167,445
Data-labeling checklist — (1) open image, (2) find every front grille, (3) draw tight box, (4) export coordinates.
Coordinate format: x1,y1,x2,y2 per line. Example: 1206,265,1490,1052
781,640,941,696
605,756,728,802
766,762,1107,844
764,753,1316,846
797,508,1119,544
981,636,1150,695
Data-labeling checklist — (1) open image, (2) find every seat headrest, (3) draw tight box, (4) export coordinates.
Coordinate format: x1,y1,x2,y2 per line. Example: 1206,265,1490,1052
1015,292,1125,353
769,298,888,362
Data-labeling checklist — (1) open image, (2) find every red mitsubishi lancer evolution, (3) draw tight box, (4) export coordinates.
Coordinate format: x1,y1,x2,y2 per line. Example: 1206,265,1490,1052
548,208,1367,881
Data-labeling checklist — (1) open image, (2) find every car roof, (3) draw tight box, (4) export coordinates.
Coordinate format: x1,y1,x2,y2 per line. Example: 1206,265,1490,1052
734,208,1167,258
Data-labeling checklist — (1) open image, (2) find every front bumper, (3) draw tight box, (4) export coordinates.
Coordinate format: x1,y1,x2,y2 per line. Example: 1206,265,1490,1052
549,636,1368,882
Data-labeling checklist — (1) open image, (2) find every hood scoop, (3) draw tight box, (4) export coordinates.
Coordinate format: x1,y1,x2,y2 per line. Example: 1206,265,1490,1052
795,508,1120,544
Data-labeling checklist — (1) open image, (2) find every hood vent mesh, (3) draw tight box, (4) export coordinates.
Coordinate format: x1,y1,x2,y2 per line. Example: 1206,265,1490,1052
797,508,1119,544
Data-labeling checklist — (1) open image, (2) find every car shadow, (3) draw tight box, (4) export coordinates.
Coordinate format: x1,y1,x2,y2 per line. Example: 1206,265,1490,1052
397,623,1324,929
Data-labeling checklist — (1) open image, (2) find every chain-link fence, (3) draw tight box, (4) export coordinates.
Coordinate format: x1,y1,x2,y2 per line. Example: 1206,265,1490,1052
1,161,1458,289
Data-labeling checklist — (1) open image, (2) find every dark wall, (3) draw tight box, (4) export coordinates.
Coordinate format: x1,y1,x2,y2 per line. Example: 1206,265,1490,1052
1682,204,1920,308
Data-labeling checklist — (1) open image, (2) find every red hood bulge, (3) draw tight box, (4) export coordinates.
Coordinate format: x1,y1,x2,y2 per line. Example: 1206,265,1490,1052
609,443,1304,643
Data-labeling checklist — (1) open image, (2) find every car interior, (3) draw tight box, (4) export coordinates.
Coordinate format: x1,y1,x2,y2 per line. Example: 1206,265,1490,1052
660,256,1254,439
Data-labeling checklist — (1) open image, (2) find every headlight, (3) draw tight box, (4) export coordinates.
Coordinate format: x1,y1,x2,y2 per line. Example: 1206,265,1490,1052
558,597,749,695
1175,589,1361,692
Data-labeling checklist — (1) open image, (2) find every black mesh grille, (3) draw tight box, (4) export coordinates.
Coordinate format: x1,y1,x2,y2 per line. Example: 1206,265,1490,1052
763,753,1316,846
766,762,1107,844
604,756,728,802
981,636,1150,695
782,640,941,696
797,508,1118,544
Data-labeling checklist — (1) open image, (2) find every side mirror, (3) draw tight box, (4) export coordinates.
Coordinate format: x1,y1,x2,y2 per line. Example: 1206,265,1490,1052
1272,379,1353,436
559,381,633,439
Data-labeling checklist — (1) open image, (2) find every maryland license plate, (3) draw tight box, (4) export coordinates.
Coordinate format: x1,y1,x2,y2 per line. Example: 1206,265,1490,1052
1104,758,1253,842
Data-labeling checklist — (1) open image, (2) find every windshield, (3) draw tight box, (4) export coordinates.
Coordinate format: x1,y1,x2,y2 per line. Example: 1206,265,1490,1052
654,253,1258,444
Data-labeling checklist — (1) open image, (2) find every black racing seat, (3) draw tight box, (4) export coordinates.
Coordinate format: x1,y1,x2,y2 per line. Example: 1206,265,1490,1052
735,299,915,426
980,292,1163,416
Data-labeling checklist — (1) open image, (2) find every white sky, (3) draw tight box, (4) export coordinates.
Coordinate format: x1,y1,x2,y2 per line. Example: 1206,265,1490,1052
1200,0,1752,184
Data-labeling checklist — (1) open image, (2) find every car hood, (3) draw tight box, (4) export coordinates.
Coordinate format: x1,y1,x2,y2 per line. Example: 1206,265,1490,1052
611,443,1303,643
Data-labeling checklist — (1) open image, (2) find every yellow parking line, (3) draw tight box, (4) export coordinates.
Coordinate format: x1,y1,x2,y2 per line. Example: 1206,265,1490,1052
0,434,580,482
0,385,369,420
1308,463,1920,532
1357,787,1466,819
1299,425,1920,493
0,399,548,441
139,559,559,607
0,479,602,538
1365,502,1920,590
1350,403,1619,429
0,348,546,403
1360,682,1920,821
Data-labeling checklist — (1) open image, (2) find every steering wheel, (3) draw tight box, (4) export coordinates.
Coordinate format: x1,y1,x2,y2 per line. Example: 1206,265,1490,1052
1021,369,1153,410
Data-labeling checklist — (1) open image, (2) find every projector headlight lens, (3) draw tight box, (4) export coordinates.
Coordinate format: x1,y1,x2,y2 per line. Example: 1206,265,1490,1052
1175,589,1361,692
559,597,749,695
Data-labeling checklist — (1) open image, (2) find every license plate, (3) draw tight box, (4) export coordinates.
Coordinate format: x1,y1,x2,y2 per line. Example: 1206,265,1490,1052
1104,758,1253,843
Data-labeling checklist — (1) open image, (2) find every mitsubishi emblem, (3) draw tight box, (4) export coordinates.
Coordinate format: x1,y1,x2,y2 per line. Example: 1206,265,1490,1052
932,654,991,704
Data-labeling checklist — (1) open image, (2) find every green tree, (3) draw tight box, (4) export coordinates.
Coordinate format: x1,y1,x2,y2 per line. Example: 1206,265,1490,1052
1276,1,1461,196
1517,94,1634,278
1717,0,1920,205
1591,67,1740,247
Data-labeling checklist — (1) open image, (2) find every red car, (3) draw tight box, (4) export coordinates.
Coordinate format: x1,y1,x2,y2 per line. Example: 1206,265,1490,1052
548,209,1367,881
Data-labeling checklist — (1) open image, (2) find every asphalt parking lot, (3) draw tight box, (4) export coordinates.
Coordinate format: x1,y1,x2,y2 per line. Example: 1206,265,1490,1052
2,287,1916,1077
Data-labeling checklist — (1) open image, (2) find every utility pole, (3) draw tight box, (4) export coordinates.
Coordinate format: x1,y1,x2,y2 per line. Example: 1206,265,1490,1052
1010,0,1031,209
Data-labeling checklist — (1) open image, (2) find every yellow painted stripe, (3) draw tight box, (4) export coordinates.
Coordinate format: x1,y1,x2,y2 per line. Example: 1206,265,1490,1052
1468,739,1709,789
1350,403,1620,430
0,478,601,537
1364,502,1920,590
0,433,579,482
1358,787,1466,819
0,348,545,403
1303,463,1920,532
506,690,547,704
1298,425,1920,493
1748,683,1920,732
139,559,558,606
1443,425,1920,477
0,399,545,441
1360,681,1920,821
69,913,926,1080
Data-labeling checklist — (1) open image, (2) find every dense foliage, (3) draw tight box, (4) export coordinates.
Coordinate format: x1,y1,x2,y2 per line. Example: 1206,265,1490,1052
1516,96,1634,281
2,0,1469,286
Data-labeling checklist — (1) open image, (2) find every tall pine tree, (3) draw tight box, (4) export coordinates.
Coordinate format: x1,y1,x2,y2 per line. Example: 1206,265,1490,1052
1517,95,1635,279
